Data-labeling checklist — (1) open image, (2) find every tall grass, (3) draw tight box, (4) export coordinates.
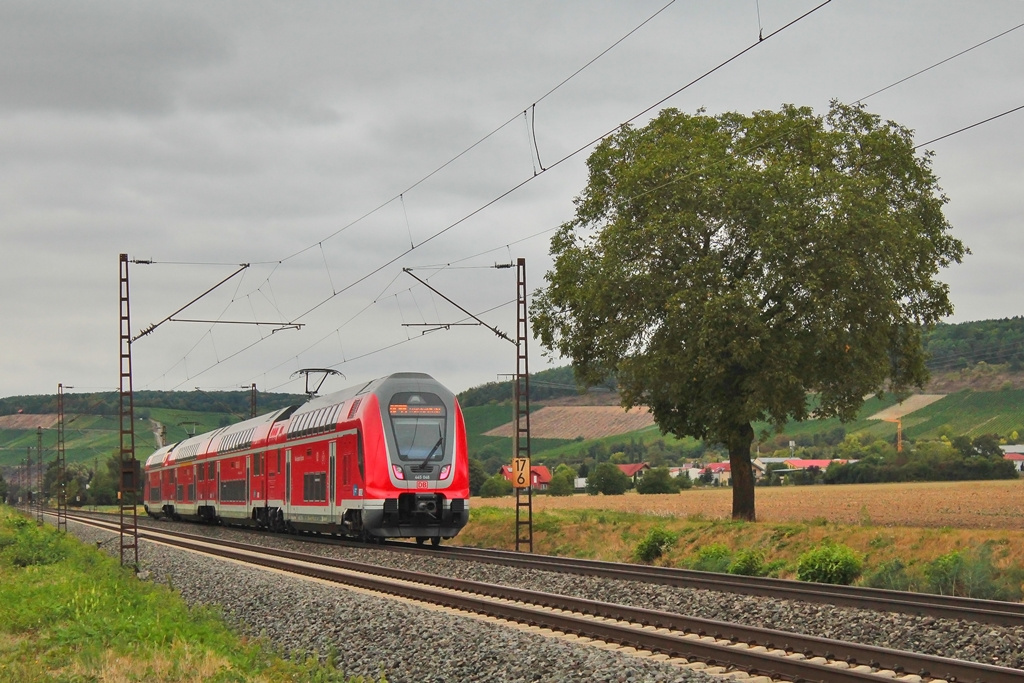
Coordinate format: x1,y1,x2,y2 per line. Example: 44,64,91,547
0,507,380,682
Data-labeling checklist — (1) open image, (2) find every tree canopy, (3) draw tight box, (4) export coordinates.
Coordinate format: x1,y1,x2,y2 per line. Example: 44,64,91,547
533,102,966,520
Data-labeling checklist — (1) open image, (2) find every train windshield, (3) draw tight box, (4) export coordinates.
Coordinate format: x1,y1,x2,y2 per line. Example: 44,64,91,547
388,392,447,461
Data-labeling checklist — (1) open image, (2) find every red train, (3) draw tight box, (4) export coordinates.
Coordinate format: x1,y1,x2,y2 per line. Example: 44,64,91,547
143,372,469,544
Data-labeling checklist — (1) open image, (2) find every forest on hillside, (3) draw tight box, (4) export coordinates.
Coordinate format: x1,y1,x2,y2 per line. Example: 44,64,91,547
5,317,1024,415
458,318,1024,407
923,317,1024,372
457,365,616,406
0,389,304,418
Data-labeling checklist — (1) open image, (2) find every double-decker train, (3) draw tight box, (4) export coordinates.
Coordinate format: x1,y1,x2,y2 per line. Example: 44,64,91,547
143,372,469,544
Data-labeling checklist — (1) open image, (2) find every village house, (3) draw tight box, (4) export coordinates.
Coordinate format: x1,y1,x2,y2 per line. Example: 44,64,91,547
499,464,552,491
1000,445,1024,472
615,462,650,484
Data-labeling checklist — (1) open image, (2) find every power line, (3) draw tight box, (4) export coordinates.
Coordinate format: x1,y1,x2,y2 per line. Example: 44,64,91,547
914,103,1024,149
153,1,834,390
855,21,1024,104
266,1,685,268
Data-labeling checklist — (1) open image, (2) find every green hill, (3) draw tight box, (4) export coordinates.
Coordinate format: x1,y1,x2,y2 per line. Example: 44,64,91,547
7,315,1024,475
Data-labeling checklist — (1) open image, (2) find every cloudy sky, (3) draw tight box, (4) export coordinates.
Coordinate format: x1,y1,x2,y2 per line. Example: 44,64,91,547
2,0,1022,400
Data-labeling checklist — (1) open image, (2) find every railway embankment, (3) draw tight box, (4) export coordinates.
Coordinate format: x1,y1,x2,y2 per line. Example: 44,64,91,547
459,489,1024,598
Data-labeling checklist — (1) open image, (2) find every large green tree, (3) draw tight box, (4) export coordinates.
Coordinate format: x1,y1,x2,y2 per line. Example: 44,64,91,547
533,102,966,521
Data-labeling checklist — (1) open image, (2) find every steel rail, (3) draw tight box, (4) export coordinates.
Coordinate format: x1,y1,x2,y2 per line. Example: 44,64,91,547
67,510,1024,627
64,512,1024,683
416,543,1024,628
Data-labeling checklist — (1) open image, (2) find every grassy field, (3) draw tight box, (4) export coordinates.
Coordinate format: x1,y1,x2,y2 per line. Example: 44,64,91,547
459,480,1024,592
0,506,375,682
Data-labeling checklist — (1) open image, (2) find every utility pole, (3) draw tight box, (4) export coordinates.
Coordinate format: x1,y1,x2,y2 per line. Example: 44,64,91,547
250,383,257,418
512,258,533,553
24,446,30,515
36,427,44,523
118,253,140,568
57,384,68,532
400,260,533,551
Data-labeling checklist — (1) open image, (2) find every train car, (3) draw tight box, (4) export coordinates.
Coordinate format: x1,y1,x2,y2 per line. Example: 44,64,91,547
143,372,469,544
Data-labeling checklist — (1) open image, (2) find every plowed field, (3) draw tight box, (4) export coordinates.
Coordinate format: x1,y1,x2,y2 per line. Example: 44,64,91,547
0,414,58,429
484,406,655,440
478,479,1024,530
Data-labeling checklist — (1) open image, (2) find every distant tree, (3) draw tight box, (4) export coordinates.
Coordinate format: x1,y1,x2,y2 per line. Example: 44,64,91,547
547,465,576,497
468,458,489,497
585,462,631,495
534,102,965,521
636,467,680,494
479,473,513,498
87,453,121,505
971,434,1002,458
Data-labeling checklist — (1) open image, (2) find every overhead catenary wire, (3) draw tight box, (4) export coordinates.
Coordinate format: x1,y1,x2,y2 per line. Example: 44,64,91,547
914,103,1024,149
162,1,836,391
162,0,837,391
855,21,1024,104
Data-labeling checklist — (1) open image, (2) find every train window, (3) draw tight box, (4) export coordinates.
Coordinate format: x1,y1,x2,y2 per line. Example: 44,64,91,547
388,392,447,462
253,453,262,477
303,472,326,502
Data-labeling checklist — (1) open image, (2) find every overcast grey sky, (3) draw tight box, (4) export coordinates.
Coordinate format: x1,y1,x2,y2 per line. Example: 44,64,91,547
1,1,1022,400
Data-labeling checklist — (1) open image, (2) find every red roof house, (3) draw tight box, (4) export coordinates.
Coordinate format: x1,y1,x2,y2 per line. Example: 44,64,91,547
500,464,553,490
615,463,650,481
701,461,731,484
1003,453,1024,472
783,459,846,470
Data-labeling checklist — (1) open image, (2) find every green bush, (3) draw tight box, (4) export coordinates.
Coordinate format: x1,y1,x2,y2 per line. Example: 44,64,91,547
3,521,70,568
633,526,679,563
796,542,863,585
585,462,631,495
863,558,916,592
924,545,1022,601
636,467,680,494
727,548,767,576
691,543,732,573
478,473,513,498
546,471,575,496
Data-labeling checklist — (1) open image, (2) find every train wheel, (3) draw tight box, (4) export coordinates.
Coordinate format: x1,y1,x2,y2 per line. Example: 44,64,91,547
431,536,441,547
416,536,427,546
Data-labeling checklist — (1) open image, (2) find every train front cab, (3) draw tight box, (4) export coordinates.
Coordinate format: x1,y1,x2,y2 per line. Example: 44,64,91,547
360,375,470,542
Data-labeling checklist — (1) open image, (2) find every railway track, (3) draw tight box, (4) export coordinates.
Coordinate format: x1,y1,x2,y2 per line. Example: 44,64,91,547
413,542,1024,629
114,509,1024,629
62,511,1024,682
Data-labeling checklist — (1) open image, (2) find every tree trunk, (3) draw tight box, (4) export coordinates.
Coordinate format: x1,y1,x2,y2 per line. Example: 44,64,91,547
727,422,756,521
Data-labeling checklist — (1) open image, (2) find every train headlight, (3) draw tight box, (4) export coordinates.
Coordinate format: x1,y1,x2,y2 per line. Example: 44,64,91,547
392,464,405,480
439,465,451,480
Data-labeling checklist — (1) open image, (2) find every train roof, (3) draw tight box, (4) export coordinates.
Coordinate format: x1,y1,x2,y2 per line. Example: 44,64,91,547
291,372,437,413
208,405,296,456
145,443,177,469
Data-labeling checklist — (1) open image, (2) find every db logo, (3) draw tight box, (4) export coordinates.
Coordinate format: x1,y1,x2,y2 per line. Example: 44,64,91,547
416,480,429,489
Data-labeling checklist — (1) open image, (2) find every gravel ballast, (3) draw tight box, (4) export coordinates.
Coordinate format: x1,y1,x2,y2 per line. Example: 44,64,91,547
70,518,1024,678
69,520,718,682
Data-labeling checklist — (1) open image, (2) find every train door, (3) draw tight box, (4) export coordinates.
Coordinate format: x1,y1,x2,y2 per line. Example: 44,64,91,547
284,448,292,516
329,441,336,521
246,458,251,518
259,451,268,502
